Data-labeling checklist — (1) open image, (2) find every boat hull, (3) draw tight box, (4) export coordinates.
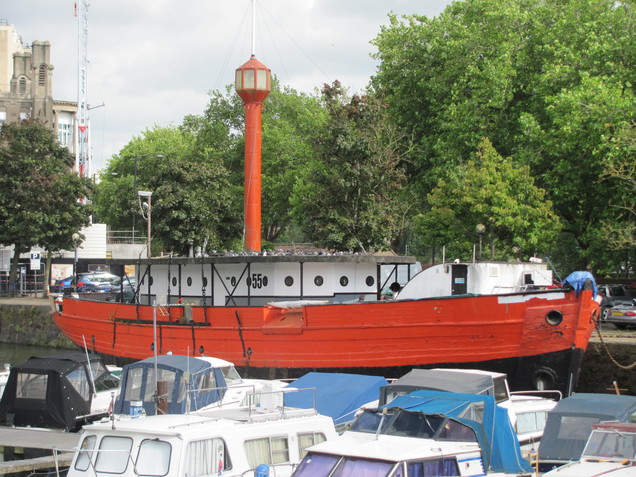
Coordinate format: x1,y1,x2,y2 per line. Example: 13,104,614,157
53,287,599,395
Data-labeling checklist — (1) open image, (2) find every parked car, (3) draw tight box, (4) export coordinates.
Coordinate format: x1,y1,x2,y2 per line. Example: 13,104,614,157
598,283,635,320
75,272,119,292
606,304,636,330
93,276,137,302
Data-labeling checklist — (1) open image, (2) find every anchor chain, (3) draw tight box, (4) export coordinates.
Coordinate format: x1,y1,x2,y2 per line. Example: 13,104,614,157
594,319,636,370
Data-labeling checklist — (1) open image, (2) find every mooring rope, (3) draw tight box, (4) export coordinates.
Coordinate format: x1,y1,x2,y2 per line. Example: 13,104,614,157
594,319,636,370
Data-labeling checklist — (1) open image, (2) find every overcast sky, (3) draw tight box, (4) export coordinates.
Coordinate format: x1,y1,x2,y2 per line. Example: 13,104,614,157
5,1,453,172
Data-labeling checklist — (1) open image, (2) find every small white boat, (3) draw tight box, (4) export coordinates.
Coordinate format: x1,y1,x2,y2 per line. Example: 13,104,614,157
543,422,636,476
113,354,287,416
292,389,533,476
66,388,338,477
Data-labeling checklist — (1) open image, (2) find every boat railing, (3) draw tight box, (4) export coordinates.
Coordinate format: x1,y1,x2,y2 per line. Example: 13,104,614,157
510,389,563,401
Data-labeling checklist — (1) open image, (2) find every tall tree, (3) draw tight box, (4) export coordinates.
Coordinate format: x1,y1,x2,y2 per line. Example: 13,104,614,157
0,120,93,293
373,0,636,271
96,126,238,256
291,82,412,252
414,138,560,261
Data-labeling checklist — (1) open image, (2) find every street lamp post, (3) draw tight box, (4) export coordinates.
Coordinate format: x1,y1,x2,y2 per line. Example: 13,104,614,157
475,224,486,261
138,190,152,258
133,155,163,243
72,233,80,290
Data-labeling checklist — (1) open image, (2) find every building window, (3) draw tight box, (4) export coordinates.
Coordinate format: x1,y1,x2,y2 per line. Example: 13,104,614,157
19,77,27,95
19,111,29,121
38,65,47,86
58,122,72,147
0,111,6,126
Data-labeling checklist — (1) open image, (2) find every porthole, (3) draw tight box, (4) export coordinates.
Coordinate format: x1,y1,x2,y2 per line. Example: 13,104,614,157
284,276,294,287
366,276,375,287
202,277,208,288
314,276,324,286
545,310,563,326
231,277,236,287
171,277,177,287
149,276,153,286
340,276,349,287
187,277,193,287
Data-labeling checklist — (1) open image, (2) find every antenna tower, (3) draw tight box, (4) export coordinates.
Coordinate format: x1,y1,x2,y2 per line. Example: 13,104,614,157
76,0,90,178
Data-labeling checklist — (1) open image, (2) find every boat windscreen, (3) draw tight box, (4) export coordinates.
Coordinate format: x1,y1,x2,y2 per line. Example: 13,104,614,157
349,409,444,439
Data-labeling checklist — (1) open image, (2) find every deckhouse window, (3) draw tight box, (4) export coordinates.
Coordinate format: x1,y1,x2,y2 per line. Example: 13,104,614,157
74,435,97,471
185,438,230,476
136,439,172,476
298,432,327,458
407,458,460,476
245,436,289,468
94,436,133,473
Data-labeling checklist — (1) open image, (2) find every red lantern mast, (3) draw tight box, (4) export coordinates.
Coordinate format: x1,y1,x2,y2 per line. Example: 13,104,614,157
235,2,271,252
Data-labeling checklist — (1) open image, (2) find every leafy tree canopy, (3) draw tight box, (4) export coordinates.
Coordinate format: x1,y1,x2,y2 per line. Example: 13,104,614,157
0,120,93,285
414,138,560,261
372,0,636,272
291,82,413,252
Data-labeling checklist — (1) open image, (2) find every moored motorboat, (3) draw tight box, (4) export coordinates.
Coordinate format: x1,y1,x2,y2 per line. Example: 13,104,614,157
292,389,533,476
543,422,636,476
537,392,636,473
66,388,338,477
114,354,287,416
52,258,601,397
0,352,120,431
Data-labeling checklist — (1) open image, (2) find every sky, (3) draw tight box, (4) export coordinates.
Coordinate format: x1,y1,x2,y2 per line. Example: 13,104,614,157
4,0,453,173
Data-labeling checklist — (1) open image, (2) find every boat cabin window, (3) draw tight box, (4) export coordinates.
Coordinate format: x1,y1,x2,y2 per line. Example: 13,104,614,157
437,420,477,442
196,372,219,396
350,410,444,439
298,432,328,458
220,365,243,385
557,416,600,440
136,439,172,476
583,430,636,459
406,458,460,476
245,436,289,468
185,438,231,476
493,377,509,403
515,410,549,435
293,453,340,477
66,367,91,400
330,456,396,477
15,373,47,399
94,436,133,474
74,435,97,471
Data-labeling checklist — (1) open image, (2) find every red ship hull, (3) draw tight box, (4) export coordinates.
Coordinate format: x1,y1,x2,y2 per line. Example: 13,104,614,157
53,286,599,395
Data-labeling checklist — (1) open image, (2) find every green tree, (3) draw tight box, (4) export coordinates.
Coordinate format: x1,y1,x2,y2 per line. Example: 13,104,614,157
96,125,238,256
414,138,560,261
372,0,636,271
291,82,412,252
0,120,93,293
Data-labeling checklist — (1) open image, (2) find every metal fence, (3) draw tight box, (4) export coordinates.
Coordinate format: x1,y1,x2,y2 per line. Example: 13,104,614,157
0,268,45,296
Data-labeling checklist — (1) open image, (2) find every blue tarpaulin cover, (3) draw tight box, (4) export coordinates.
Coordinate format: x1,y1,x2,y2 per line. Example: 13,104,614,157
284,372,389,426
563,271,597,298
384,390,532,474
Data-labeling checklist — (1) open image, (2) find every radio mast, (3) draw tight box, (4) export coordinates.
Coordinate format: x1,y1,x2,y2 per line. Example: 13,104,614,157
76,0,90,178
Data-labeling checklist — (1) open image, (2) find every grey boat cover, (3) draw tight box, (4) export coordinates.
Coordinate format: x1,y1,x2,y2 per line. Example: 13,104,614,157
538,393,636,465
379,369,496,405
